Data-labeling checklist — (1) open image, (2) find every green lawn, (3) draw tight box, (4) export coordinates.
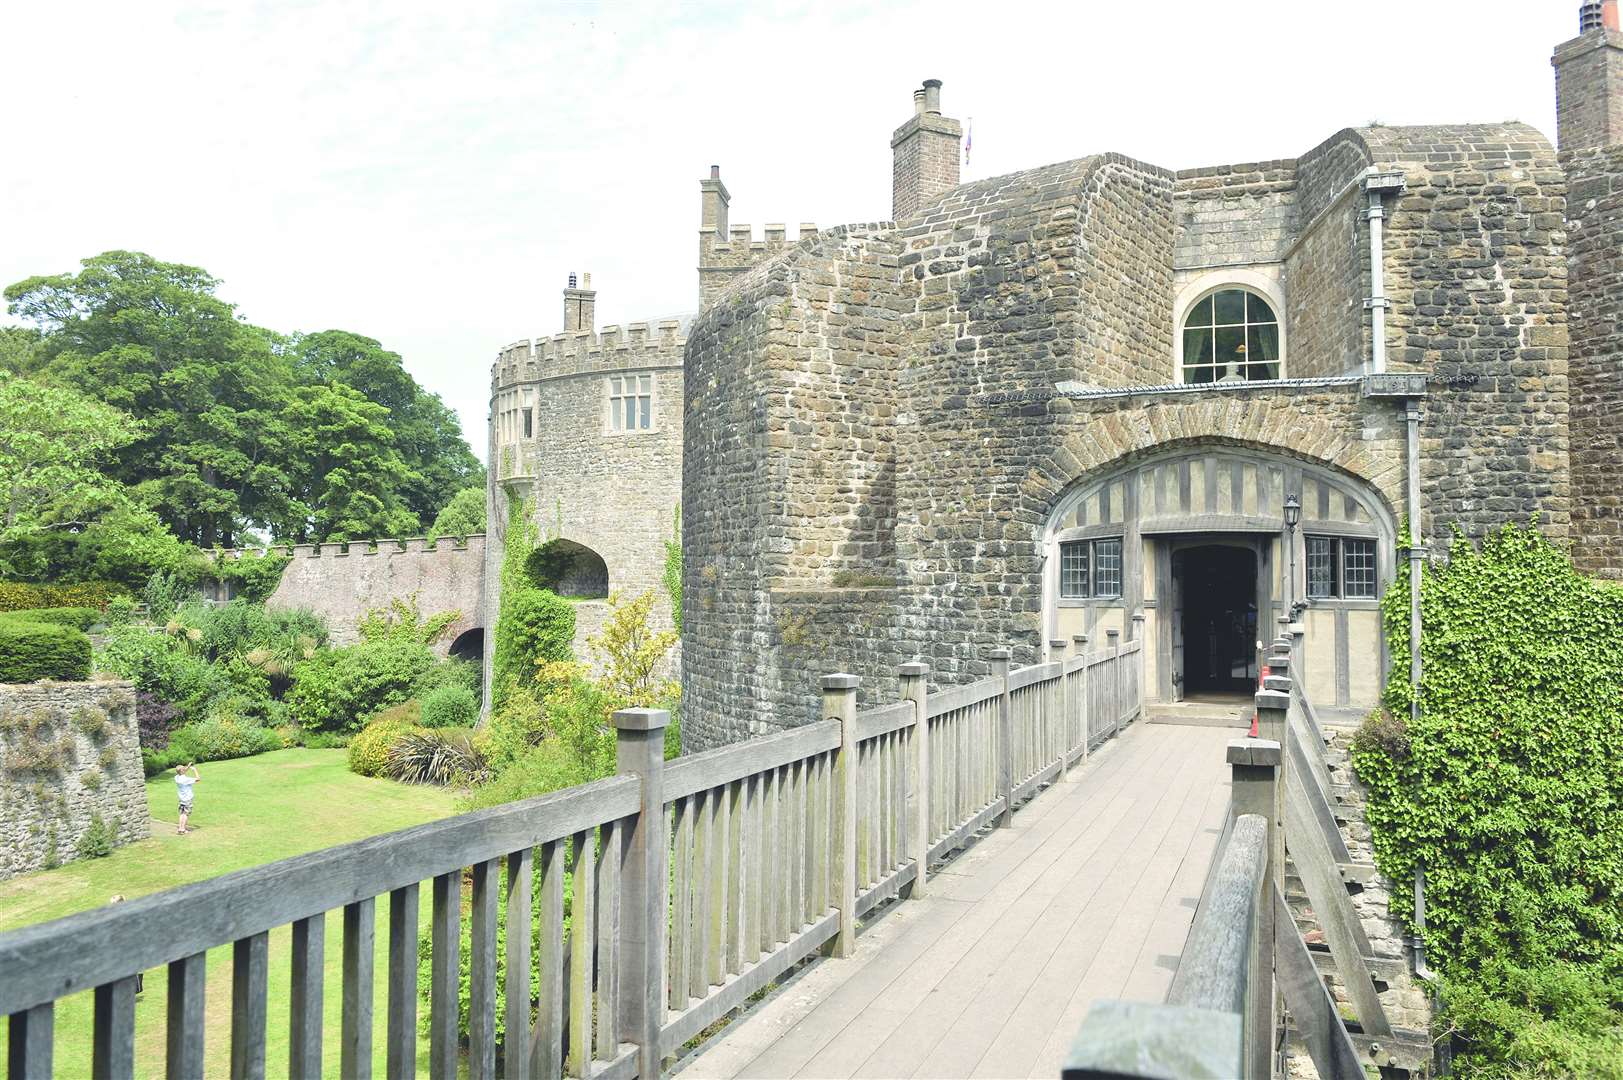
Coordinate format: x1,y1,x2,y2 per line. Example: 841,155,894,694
0,749,463,1078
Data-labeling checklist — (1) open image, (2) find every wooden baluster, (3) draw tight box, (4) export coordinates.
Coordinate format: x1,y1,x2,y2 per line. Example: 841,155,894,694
231,932,269,1080
689,791,711,1000
341,898,375,1080
387,884,420,1080
707,788,729,987
727,779,746,976
669,796,692,1011
470,860,499,1080
8,1002,53,1080
594,821,620,1063
761,771,778,951
91,977,136,1080
744,775,763,965
430,874,460,1080
824,674,860,958
166,952,206,1080
504,851,533,1080
611,707,669,1080
535,840,565,1080
567,831,596,1079
290,916,324,1080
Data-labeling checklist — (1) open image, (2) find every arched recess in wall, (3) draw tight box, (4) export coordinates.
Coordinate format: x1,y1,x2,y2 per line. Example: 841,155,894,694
1171,268,1288,383
448,627,485,662
1036,442,1397,711
526,538,610,599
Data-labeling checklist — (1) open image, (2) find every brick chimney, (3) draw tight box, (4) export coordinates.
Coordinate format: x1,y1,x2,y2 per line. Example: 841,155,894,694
563,272,595,332
891,79,962,222
1555,1,1623,149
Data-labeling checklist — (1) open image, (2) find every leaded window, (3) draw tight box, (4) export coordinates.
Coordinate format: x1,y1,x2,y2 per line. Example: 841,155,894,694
608,374,653,432
1181,288,1281,384
1306,535,1378,599
1059,538,1123,599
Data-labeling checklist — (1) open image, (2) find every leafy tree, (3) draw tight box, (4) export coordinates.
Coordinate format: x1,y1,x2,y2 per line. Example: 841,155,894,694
0,376,137,576
281,382,417,541
430,487,486,540
291,331,482,530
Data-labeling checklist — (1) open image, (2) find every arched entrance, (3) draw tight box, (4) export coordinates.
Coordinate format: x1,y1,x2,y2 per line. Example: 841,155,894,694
1040,444,1396,716
526,539,610,598
448,627,485,663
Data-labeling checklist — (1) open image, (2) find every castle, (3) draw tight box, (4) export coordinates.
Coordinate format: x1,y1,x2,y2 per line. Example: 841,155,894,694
469,5,1623,746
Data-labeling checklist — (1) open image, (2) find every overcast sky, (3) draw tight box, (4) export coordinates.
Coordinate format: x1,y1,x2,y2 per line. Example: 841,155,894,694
0,0,1579,461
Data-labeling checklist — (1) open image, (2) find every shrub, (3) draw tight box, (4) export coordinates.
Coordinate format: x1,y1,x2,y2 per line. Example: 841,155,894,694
0,581,125,612
141,569,197,620
135,691,182,750
384,727,489,786
491,587,574,706
0,607,100,631
0,621,92,682
289,637,436,733
76,813,116,859
209,550,290,604
420,685,478,728
461,738,600,811
1440,958,1623,1079
102,596,139,627
348,717,416,777
413,657,480,698
163,718,280,765
369,699,422,727
97,626,227,722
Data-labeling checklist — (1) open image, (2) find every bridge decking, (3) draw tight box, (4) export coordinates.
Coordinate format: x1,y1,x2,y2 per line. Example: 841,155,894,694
681,721,1242,1080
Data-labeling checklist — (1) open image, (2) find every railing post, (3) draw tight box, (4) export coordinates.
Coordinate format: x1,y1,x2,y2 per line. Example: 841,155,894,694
989,649,1013,826
1253,687,1290,928
824,674,861,957
1073,634,1089,765
1106,629,1121,737
900,662,930,899
1048,639,1067,769
1228,737,1281,1080
1131,613,1146,722
614,707,670,1080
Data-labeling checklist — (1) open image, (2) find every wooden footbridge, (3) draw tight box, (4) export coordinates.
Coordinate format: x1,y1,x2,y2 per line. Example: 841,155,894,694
0,631,1417,1079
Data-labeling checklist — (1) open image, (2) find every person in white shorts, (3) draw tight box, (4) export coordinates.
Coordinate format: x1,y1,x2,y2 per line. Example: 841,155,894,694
175,764,201,834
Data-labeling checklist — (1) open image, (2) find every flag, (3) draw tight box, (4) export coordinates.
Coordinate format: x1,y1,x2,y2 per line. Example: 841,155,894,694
964,118,973,168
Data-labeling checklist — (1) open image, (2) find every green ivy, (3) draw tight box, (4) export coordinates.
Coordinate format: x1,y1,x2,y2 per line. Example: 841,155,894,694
664,505,682,635
1351,523,1623,1072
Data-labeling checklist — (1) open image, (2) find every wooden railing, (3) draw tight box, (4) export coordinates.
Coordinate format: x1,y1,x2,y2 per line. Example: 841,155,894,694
1062,635,1380,1080
0,637,1146,1080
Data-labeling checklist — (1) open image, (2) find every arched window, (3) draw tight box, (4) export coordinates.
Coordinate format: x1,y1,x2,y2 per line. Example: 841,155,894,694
1179,288,1281,384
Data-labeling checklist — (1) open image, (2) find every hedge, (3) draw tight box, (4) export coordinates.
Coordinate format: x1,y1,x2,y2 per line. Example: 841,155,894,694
0,582,125,612
0,621,92,682
0,607,101,631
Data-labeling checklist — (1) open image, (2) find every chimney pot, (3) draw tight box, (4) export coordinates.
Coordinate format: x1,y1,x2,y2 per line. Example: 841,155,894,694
710,164,720,179
582,272,591,288
923,79,942,114
568,272,577,288
913,88,926,115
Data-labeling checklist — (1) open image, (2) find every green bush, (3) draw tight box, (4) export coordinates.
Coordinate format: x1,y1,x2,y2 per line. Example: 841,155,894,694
0,621,92,682
491,587,574,705
0,607,100,631
420,685,478,728
288,637,435,734
96,626,228,722
75,813,116,859
348,716,416,777
1440,958,1623,1079
209,550,291,604
413,657,480,698
161,718,280,765
0,581,125,612
1352,524,1623,1073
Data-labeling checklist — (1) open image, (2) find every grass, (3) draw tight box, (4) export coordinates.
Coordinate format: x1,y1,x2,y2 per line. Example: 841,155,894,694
0,748,461,1078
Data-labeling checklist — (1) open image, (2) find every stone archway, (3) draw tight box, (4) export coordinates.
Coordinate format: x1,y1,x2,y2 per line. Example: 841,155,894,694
526,538,610,599
1038,441,1397,716
447,627,484,663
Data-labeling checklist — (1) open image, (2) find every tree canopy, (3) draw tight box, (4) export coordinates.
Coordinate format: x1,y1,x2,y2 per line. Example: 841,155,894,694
1,250,484,581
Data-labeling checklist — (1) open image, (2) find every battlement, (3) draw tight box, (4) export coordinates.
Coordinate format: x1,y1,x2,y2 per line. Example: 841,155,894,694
213,535,487,562
698,221,821,258
491,320,686,391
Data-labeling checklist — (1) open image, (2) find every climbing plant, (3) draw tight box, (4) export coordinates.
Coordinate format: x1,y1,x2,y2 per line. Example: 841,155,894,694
1352,523,1623,1072
663,504,682,635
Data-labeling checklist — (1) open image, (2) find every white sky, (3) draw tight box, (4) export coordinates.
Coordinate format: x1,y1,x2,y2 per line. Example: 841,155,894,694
0,0,1580,462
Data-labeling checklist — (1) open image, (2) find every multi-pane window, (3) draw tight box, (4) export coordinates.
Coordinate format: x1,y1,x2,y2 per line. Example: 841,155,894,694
608,374,653,432
1305,535,1378,599
1181,288,1281,384
1059,538,1124,599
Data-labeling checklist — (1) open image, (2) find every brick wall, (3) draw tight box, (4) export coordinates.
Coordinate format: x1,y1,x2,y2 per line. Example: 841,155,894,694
1554,31,1623,151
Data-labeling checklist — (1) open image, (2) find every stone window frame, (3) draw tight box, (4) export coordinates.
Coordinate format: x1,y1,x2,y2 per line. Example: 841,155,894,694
604,371,657,435
1171,269,1288,385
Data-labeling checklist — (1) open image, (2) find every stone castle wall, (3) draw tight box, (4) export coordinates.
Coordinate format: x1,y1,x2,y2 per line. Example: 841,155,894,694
698,223,819,311
260,538,486,650
1283,133,1373,379
0,681,147,880
1562,142,1623,579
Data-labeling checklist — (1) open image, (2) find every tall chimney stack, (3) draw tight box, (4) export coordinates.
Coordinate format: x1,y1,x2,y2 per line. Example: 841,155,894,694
1556,0,1623,149
563,272,596,332
891,79,962,222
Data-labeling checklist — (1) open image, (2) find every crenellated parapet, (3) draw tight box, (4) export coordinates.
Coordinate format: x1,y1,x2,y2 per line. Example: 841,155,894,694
491,320,685,393
696,165,819,310
213,535,487,561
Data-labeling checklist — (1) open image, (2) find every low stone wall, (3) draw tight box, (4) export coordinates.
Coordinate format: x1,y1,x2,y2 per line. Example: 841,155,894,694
0,681,148,880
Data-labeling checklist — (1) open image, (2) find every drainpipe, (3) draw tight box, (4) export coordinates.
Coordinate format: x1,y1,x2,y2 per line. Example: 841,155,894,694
1405,399,1424,725
1362,170,1407,375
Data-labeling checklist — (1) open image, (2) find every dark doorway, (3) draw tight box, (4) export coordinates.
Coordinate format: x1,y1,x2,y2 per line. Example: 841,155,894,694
1176,545,1259,696
448,627,485,663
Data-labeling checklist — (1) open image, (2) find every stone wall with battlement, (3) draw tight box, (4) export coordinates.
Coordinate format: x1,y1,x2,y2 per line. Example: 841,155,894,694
217,537,487,651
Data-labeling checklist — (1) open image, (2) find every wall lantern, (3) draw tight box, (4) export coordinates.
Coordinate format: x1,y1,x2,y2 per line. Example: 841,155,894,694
1283,493,1301,532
